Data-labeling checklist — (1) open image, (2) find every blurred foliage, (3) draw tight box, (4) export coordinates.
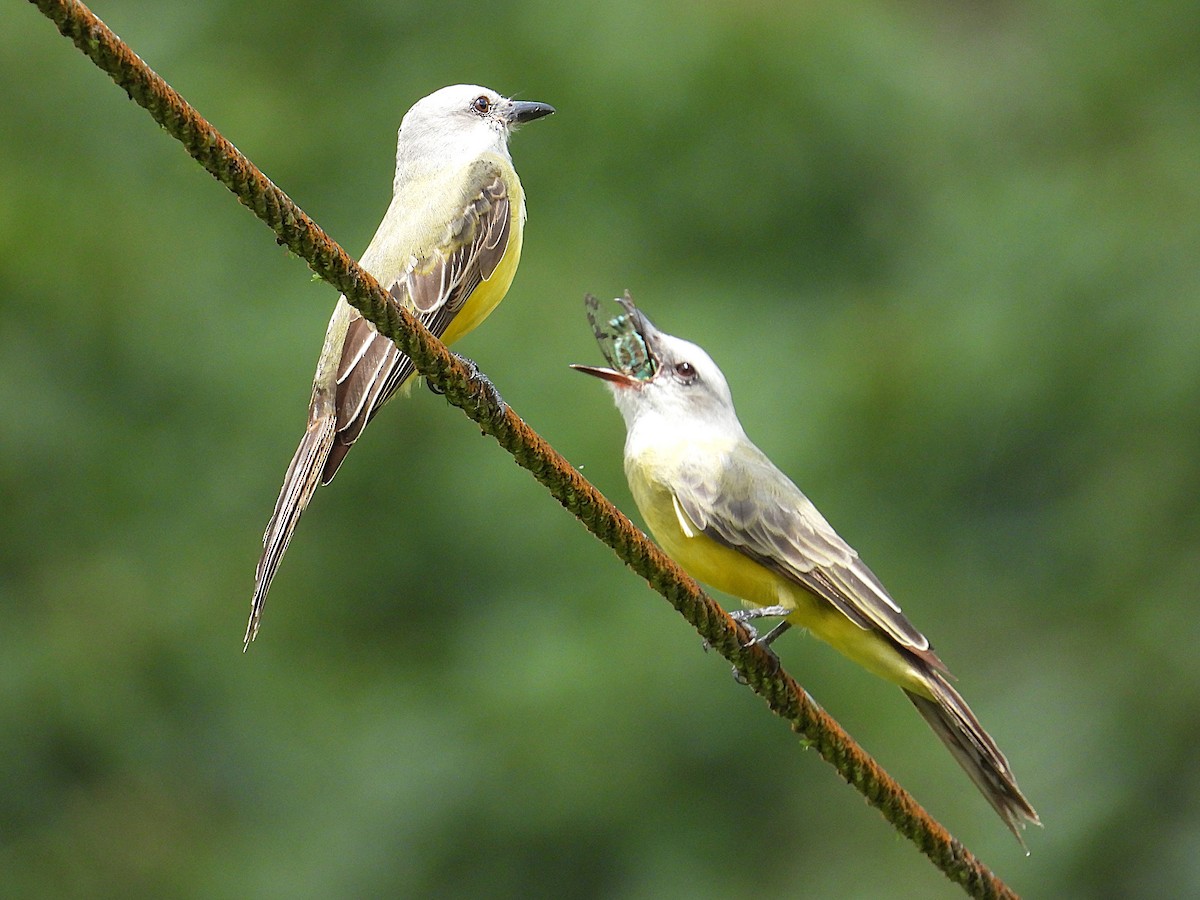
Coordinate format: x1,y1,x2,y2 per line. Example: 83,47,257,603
3,0,1199,896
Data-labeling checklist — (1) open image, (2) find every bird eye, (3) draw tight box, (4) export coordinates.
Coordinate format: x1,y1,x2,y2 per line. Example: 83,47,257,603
674,361,697,381
471,95,491,114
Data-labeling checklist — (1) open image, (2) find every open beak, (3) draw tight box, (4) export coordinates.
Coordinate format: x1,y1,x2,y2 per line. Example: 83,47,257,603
615,296,659,346
569,363,638,387
573,291,660,387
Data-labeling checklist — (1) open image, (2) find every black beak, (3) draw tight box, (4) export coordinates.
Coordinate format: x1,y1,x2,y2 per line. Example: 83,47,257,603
506,100,556,124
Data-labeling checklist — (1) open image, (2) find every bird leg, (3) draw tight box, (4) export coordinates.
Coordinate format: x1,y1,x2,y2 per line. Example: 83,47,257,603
727,606,791,683
452,352,508,421
424,352,484,395
728,605,792,643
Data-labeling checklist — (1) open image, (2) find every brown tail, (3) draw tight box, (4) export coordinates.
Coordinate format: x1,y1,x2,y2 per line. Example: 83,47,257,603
244,412,337,649
905,670,1040,849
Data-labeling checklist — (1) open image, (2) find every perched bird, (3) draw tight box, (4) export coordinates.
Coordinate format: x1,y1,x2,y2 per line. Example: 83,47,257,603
573,293,1039,845
245,85,554,647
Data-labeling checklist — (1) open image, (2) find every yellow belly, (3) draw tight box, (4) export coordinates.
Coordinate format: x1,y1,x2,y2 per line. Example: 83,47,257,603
440,204,524,347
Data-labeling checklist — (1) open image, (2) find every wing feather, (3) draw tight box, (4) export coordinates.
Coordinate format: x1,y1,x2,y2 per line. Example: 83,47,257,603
672,445,941,666
319,167,513,484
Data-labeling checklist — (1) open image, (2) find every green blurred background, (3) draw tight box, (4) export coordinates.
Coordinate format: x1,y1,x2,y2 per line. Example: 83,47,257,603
3,0,1198,896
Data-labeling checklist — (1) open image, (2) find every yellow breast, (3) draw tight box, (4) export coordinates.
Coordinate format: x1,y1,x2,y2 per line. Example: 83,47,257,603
440,177,526,347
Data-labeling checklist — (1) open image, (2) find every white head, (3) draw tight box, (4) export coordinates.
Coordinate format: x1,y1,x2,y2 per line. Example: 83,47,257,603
572,295,745,441
394,84,554,182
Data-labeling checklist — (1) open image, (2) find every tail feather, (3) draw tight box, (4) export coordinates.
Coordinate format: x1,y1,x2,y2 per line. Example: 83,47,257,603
905,671,1040,848
244,412,337,649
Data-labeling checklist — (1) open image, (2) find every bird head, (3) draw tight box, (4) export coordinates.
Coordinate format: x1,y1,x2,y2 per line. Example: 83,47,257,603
397,84,554,173
572,293,739,435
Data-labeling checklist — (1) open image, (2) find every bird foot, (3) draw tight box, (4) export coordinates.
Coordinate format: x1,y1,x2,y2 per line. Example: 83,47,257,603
728,605,792,641
728,607,791,683
457,353,507,418
427,353,507,420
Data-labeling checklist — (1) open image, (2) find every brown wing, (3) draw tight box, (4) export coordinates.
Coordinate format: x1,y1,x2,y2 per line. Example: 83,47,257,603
320,172,512,483
672,444,945,670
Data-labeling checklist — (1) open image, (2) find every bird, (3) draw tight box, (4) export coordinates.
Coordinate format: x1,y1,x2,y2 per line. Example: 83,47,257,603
244,85,554,647
573,293,1039,845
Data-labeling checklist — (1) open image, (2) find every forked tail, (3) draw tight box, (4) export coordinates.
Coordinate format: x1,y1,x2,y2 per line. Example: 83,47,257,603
244,413,337,649
905,670,1040,849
